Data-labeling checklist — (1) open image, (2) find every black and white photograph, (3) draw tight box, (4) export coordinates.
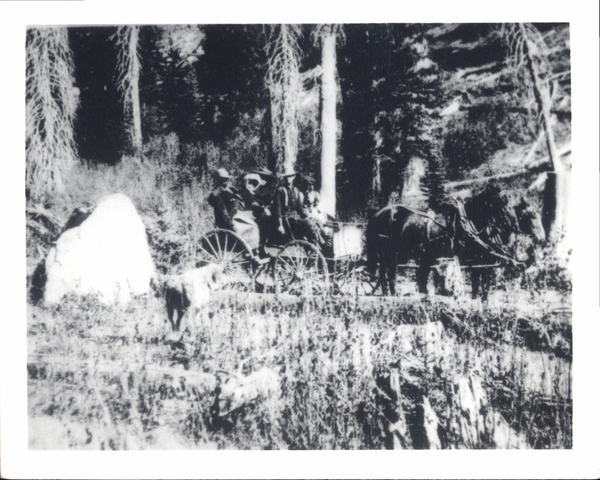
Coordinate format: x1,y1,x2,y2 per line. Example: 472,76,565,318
2,1,599,478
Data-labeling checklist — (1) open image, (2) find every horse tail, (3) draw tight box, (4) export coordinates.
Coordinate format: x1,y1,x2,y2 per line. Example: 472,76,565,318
365,217,379,274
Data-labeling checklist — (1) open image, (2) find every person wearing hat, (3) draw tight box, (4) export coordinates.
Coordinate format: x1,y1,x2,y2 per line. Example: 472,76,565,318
300,175,319,216
251,167,278,216
271,168,324,246
242,168,276,212
241,173,266,211
207,168,242,231
301,175,323,222
301,174,334,255
239,167,279,256
273,170,303,237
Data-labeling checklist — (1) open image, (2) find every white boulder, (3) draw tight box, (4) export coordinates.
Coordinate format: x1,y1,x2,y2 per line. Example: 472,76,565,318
44,194,155,304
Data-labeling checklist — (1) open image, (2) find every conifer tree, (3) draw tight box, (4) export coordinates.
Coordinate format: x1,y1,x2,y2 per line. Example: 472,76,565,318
113,26,143,159
265,24,303,175
26,27,79,199
502,22,566,241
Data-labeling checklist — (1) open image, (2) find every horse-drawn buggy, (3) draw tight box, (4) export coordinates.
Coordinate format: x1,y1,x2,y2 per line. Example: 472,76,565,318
195,211,378,296
196,181,544,299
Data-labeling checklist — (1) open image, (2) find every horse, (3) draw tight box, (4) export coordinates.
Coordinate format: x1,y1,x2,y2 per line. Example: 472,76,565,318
366,204,456,295
452,189,545,299
366,188,545,298
513,198,546,250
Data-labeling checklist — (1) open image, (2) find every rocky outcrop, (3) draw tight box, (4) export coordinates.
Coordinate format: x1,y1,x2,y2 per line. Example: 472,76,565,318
44,194,155,304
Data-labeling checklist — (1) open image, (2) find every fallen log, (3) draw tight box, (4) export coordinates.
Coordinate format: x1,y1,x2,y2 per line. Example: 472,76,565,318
208,291,571,329
443,144,570,191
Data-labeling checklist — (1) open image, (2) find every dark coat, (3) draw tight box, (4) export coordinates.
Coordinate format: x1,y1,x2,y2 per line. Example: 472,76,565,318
208,186,241,230
274,185,305,221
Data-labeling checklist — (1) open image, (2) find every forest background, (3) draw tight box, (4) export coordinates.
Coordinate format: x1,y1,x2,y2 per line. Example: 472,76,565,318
3,0,600,478
24,20,573,275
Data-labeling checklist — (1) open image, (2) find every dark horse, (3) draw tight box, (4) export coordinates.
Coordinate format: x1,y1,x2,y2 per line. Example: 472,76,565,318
366,185,545,298
456,190,545,299
366,204,455,296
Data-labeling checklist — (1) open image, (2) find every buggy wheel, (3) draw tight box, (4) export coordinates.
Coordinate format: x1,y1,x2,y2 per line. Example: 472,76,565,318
196,229,256,292
274,240,329,296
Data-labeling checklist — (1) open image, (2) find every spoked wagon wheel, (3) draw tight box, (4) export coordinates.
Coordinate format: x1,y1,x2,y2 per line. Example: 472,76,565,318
334,257,379,296
273,240,329,296
196,229,256,292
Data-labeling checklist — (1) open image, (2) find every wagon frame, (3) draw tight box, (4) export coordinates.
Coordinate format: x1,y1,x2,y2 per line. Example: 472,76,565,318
195,216,378,297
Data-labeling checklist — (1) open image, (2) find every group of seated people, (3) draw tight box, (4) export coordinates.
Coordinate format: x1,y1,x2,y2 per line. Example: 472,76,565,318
207,167,333,258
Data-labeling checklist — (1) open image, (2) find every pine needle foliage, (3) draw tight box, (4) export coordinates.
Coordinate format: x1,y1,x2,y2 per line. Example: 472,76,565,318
26,27,79,200
265,24,303,174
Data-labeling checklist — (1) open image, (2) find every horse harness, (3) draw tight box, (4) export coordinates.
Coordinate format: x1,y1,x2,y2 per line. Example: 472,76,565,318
376,204,454,250
453,198,522,266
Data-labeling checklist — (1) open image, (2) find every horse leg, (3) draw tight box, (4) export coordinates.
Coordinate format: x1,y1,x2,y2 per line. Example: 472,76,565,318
379,260,389,296
416,265,429,294
481,269,490,301
388,248,399,296
387,262,396,296
471,270,480,299
167,303,177,331
175,308,185,332
432,266,442,295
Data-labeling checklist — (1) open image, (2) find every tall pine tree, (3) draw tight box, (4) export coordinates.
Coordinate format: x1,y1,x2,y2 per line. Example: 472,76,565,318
26,27,79,199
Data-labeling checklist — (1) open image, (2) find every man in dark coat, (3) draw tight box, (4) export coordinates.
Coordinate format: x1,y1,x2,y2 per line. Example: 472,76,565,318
272,170,320,245
247,167,277,257
274,171,304,236
207,168,242,231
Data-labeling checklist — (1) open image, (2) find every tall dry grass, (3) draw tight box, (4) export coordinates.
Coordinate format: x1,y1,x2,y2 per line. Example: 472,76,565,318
27,291,572,450
28,133,217,275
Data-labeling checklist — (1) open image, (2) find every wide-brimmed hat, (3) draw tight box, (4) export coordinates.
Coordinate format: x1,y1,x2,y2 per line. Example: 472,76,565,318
244,173,261,181
302,175,315,184
215,168,230,180
252,167,275,178
282,169,298,178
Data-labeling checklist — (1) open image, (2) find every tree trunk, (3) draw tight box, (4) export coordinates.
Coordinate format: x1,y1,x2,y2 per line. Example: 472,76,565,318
319,26,338,217
265,24,301,175
129,26,143,160
520,23,565,241
26,27,79,199
400,157,427,210
265,90,277,174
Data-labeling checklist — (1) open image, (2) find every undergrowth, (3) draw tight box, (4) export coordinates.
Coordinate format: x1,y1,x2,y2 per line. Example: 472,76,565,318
27,293,572,450
27,133,217,276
